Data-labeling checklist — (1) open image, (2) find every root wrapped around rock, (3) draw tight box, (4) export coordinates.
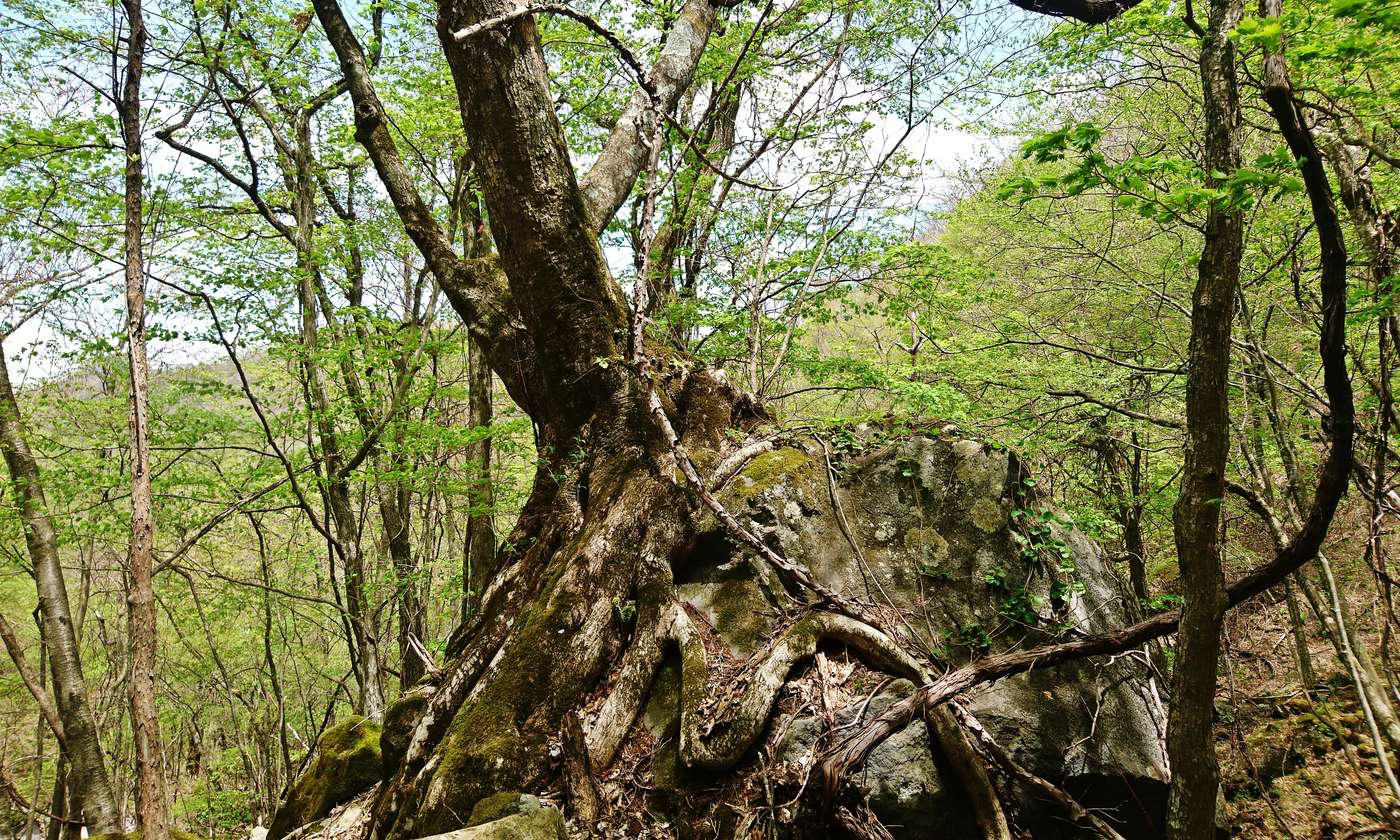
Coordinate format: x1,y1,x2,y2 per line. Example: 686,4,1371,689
279,429,1171,840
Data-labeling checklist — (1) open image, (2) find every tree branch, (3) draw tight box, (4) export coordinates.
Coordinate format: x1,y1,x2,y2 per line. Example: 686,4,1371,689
578,0,718,233
0,614,66,751
1008,0,1146,24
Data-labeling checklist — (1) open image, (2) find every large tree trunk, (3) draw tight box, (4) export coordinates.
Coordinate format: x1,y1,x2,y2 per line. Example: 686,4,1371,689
308,1,749,831
0,355,122,834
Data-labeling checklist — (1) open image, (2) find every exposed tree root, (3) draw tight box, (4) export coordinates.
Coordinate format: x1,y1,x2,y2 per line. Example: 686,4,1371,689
950,700,1128,840
924,705,1013,840
586,599,676,768
670,606,925,770
579,592,1017,838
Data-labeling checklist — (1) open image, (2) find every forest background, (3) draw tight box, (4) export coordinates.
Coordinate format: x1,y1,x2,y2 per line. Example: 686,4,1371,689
0,0,1395,835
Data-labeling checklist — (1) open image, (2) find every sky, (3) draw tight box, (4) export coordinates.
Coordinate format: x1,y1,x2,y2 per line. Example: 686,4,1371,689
2,0,1043,385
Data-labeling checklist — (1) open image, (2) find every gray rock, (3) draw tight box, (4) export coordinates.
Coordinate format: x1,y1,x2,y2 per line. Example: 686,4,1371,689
416,802,565,840
694,435,1170,837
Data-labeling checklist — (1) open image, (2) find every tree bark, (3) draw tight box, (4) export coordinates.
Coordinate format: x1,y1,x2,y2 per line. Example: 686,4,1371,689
119,0,171,831
0,352,121,835
1164,0,1244,834
435,0,628,445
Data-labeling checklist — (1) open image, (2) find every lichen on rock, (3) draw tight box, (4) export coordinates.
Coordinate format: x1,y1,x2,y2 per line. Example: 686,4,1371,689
652,434,1170,837
412,794,566,840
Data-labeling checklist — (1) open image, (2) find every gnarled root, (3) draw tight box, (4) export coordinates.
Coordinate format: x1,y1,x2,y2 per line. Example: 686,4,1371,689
583,592,1017,836
670,607,925,771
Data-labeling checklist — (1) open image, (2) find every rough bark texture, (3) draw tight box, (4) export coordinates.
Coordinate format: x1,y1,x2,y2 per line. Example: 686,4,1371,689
1164,0,1243,834
119,0,171,831
435,0,628,445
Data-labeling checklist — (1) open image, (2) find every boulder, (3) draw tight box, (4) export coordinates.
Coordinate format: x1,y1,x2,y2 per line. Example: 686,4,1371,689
268,715,383,840
415,795,565,840
664,434,1171,837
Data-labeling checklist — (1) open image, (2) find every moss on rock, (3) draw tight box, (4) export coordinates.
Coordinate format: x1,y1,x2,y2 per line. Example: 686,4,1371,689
418,803,565,840
267,715,382,840
720,447,821,506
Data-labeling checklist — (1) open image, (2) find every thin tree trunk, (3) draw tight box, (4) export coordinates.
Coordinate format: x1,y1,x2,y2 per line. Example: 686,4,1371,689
46,763,67,840
463,335,496,621
289,117,386,722
119,0,169,831
1166,0,1244,833
0,349,121,835
26,638,48,840
384,483,422,688
1282,578,1317,689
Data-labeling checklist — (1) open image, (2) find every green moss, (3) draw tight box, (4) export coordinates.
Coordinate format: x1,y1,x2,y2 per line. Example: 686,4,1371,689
721,447,818,504
649,737,683,791
267,715,382,840
381,685,432,774
455,806,566,839
417,559,583,833
969,496,1004,533
317,714,380,756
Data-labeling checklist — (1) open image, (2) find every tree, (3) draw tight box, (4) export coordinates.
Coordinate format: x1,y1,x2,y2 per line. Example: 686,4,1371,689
0,345,121,835
1164,0,1245,832
298,0,1358,834
0,0,1379,831
118,0,172,831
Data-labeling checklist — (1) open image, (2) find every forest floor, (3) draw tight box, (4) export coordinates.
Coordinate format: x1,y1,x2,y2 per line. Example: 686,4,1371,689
1216,555,1400,839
